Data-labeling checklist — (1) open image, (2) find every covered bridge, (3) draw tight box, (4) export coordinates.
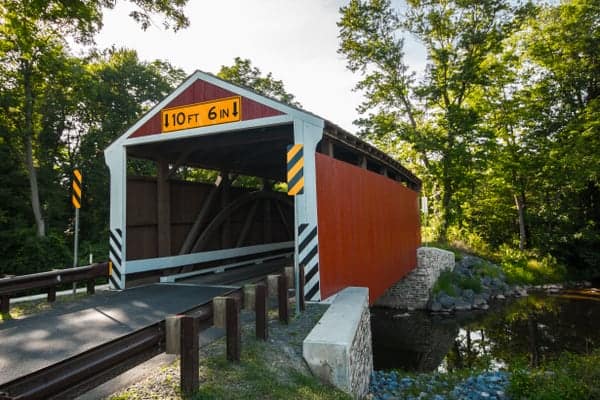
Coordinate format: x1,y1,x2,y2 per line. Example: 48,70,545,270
104,71,421,304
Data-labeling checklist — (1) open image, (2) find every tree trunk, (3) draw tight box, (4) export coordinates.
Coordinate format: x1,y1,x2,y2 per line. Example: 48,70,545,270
514,191,527,250
22,63,45,237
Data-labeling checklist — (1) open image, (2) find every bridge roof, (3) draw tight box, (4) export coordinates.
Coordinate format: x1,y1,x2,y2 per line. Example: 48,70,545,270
105,70,420,190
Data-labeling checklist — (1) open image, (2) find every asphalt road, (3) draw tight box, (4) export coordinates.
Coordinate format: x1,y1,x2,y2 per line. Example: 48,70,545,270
0,283,231,385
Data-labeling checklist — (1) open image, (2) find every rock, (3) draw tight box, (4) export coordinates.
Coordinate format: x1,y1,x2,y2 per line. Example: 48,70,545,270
481,392,490,398
392,312,411,319
455,300,472,311
463,289,475,299
439,294,455,309
496,294,506,300
430,301,442,312
491,278,504,288
472,294,486,306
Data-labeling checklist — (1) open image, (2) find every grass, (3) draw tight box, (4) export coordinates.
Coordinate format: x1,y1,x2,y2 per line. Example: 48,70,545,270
428,237,567,286
190,339,350,400
508,351,600,400
110,304,349,400
0,292,88,323
433,270,483,296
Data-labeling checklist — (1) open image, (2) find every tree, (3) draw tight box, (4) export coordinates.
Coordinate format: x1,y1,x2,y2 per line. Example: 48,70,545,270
0,0,189,237
338,0,516,240
76,48,185,250
217,57,300,107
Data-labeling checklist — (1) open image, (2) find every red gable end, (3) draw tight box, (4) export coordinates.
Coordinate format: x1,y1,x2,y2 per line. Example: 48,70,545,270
129,79,284,139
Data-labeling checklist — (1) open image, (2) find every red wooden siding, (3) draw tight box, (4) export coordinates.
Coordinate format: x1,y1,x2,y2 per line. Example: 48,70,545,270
315,153,421,304
129,79,283,138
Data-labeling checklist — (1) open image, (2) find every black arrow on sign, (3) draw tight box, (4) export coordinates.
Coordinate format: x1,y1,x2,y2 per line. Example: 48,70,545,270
233,101,238,117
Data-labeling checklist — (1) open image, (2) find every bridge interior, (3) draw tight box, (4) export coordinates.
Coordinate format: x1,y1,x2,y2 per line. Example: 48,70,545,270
124,124,295,286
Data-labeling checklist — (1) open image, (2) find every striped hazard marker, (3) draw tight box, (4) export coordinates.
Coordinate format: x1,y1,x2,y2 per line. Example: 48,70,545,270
287,144,304,196
72,169,82,209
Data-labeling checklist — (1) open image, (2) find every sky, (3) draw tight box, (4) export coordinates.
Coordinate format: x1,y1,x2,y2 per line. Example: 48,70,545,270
93,0,426,133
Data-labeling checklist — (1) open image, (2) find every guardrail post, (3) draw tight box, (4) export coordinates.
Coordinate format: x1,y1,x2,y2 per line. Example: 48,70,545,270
86,279,95,295
0,295,9,314
255,284,268,340
180,315,199,397
226,296,241,362
278,274,288,324
47,287,56,303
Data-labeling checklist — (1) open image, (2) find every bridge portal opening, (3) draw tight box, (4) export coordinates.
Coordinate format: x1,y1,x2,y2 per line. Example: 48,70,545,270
122,124,295,286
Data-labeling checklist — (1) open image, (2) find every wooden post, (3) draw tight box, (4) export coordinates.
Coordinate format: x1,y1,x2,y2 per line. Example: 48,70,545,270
157,158,171,258
278,274,288,324
47,287,56,303
0,295,9,314
255,284,268,340
360,155,368,169
86,279,95,295
226,296,241,362
299,265,306,312
221,173,231,248
322,137,335,157
180,315,199,397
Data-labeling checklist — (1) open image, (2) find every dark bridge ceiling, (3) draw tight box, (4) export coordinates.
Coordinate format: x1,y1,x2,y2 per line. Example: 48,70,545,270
127,123,293,182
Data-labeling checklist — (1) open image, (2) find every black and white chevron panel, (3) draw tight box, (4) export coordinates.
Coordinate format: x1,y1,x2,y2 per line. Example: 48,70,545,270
298,222,320,301
108,228,124,289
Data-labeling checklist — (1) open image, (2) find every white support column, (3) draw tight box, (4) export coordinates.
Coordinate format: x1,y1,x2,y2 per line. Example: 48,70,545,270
293,119,323,304
105,146,127,289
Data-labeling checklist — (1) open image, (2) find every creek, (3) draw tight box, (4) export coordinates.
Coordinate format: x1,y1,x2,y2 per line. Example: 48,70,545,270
371,288,600,372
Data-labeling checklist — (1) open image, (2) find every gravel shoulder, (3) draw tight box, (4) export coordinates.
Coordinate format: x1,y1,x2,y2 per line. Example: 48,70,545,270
106,303,351,400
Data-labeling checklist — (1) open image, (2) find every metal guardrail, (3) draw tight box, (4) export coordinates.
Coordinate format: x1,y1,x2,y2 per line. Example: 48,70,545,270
0,262,109,314
0,267,294,400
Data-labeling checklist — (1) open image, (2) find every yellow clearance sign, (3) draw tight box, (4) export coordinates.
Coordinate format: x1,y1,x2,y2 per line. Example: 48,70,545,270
161,96,242,133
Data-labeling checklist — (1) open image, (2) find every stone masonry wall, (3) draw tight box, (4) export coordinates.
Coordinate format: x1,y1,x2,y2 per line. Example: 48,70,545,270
303,287,372,399
375,247,455,309
348,302,373,398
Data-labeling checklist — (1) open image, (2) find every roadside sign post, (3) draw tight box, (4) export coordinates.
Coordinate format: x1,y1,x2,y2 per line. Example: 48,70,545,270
72,169,83,295
287,144,304,316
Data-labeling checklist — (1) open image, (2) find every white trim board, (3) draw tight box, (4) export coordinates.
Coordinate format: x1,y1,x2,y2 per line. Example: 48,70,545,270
126,242,294,274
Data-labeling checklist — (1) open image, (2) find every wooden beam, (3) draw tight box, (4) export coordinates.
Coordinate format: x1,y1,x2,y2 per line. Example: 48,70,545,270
274,201,293,239
178,174,223,255
157,158,171,257
322,137,334,157
360,155,368,169
192,191,292,253
221,173,231,248
262,179,272,243
235,200,259,247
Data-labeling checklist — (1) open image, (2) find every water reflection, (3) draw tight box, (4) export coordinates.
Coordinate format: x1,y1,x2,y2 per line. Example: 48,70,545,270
371,288,600,371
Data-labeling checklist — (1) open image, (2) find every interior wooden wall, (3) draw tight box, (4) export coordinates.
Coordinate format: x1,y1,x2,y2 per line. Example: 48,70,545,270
126,177,292,261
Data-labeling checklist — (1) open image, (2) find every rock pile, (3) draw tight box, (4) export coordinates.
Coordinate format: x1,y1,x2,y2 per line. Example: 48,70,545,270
428,255,528,313
369,370,509,400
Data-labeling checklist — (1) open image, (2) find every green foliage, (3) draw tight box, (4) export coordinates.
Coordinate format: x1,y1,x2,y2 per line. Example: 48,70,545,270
508,351,600,400
498,245,566,285
433,270,482,296
0,228,70,276
217,57,300,107
340,0,600,276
